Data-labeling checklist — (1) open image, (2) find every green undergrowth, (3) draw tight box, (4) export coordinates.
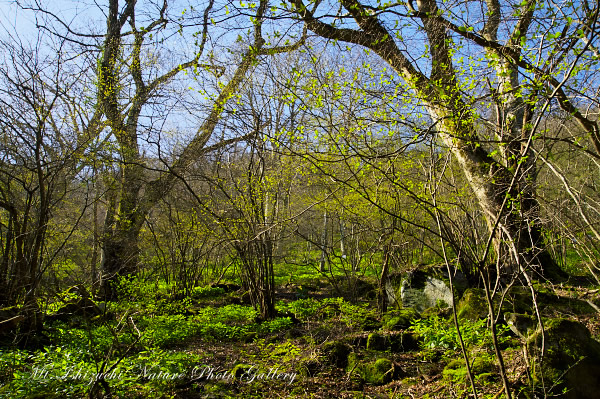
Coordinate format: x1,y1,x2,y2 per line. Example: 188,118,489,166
1,346,204,398
4,274,590,398
410,315,513,353
278,297,379,328
0,277,385,398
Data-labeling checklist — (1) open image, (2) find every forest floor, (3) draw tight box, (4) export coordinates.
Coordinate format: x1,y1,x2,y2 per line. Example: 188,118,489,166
170,278,600,399
2,273,600,398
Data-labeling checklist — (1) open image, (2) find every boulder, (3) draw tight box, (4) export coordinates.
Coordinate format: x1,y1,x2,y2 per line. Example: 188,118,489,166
331,276,376,301
526,318,600,399
231,364,252,379
366,332,387,351
386,266,467,312
322,340,352,368
46,287,103,322
382,308,420,330
457,288,488,321
442,357,495,384
366,331,420,352
347,354,401,385
360,316,382,331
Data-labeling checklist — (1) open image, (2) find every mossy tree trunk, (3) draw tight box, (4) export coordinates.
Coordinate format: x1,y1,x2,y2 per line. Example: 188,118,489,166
94,0,305,299
289,0,592,279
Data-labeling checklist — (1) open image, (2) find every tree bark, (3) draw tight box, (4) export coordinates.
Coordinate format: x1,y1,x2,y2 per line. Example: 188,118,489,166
96,0,307,298
291,0,565,279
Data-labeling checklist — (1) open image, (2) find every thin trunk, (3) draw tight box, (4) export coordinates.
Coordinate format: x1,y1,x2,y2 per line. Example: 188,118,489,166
90,185,99,296
339,217,346,258
0,213,14,304
319,211,328,272
378,246,389,314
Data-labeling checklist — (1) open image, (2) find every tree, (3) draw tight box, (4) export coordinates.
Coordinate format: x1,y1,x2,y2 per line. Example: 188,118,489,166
288,0,600,278
20,0,307,299
0,30,96,339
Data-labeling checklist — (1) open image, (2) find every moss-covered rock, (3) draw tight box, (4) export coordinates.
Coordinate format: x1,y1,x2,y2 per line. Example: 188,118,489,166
382,308,420,330
331,276,377,301
501,286,534,314
347,355,399,385
365,331,420,352
457,288,488,321
503,285,597,316
360,316,382,331
367,332,387,351
322,341,352,368
297,359,321,377
527,318,600,399
504,313,538,340
231,364,252,379
386,266,467,312
391,332,420,352
442,356,495,383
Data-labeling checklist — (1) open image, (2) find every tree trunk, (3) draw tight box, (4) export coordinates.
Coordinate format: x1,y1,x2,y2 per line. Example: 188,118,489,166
319,211,328,272
98,228,140,301
98,184,143,300
291,0,563,279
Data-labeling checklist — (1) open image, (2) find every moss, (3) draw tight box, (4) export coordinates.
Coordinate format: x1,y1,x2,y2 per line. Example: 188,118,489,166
537,292,596,315
528,318,600,367
475,372,496,385
389,332,420,352
366,333,387,351
505,285,596,316
297,359,321,377
360,316,382,331
347,355,398,385
505,313,538,339
322,341,352,368
231,364,252,379
457,288,488,321
383,308,420,330
347,352,360,370
442,357,495,383
527,318,600,399
365,331,420,352
442,360,469,383
502,286,534,314
362,358,394,385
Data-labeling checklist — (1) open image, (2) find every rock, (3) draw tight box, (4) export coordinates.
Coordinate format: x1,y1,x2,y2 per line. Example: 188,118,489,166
360,316,382,331
331,277,376,301
231,364,252,379
285,328,304,340
501,286,534,314
383,308,420,330
240,291,252,305
322,341,352,368
347,354,401,385
386,266,467,312
367,333,387,351
46,295,103,323
298,359,321,377
504,313,538,340
457,288,488,321
443,357,495,383
366,331,420,352
390,332,420,352
503,285,597,316
527,318,600,399
210,283,241,293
